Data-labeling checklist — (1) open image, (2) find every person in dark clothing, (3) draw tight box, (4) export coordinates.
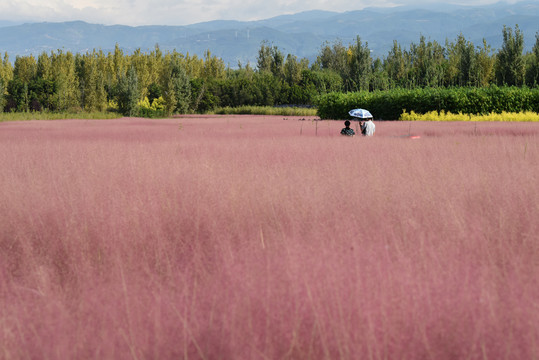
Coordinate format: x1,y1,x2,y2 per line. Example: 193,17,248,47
341,120,355,136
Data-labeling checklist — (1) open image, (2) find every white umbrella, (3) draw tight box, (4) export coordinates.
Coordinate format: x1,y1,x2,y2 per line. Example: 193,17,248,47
349,108,372,119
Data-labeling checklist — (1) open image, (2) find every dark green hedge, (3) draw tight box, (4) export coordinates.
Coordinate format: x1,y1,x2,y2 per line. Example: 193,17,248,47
315,86,539,120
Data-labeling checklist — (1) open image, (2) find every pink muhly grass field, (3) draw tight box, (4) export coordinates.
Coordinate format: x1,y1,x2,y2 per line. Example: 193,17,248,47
1,116,538,359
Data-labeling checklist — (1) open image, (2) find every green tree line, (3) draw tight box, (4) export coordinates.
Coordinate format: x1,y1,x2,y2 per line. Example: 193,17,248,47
0,25,538,116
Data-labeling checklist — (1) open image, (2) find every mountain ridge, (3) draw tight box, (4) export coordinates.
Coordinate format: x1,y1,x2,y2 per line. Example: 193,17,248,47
0,1,537,67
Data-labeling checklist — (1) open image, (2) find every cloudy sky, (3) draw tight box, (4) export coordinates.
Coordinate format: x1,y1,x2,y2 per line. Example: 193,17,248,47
0,0,516,26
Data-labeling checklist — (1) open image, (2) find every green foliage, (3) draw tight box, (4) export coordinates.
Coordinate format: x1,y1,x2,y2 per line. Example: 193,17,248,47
0,111,121,122
171,63,191,114
147,82,162,103
284,54,307,85
526,32,539,86
7,78,29,112
161,57,191,115
302,69,343,94
50,51,80,111
190,78,218,113
212,105,317,116
13,55,36,83
496,25,526,86
28,78,58,111
202,50,226,80
75,51,108,111
116,66,140,116
348,36,372,91
313,40,350,83
0,53,13,87
257,41,285,78
408,36,446,88
0,80,5,112
137,96,167,118
316,86,539,120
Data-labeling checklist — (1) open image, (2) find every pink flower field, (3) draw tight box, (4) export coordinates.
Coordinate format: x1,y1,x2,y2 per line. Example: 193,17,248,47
1,116,538,359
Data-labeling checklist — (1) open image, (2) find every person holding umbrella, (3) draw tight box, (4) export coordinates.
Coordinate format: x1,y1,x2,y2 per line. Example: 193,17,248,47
349,108,375,136
360,117,375,136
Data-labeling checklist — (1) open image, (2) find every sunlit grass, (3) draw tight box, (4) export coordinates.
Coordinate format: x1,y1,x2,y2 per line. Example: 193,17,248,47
212,105,318,116
0,111,123,122
401,110,539,122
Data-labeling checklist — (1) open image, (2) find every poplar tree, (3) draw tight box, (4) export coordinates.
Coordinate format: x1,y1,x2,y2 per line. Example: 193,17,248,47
116,65,140,116
0,79,4,112
526,32,539,86
7,79,29,112
283,54,307,86
51,51,80,111
13,55,37,83
7,56,37,111
147,44,164,91
255,41,285,79
163,75,177,116
371,58,389,90
130,48,153,99
473,40,495,87
496,25,525,86
256,41,273,73
36,52,52,80
384,41,409,88
202,50,226,80
409,36,445,87
76,51,107,111
313,40,350,84
0,53,13,111
172,59,191,114
110,44,127,86
162,57,191,115
446,34,492,87
348,36,372,92
31,52,57,110
181,52,204,79
0,53,13,85
447,34,475,86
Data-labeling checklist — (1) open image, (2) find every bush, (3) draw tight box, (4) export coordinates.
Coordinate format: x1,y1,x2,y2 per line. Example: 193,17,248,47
316,86,539,120
137,96,167,118
400,110,539,122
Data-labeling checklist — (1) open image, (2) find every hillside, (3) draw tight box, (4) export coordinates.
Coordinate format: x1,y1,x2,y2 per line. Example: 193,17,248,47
0,1,538,67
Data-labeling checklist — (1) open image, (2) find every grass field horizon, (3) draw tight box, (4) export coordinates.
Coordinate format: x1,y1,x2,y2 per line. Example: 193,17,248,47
1,115,538,359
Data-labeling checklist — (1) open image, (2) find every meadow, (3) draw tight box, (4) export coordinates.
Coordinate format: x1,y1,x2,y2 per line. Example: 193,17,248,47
1,116,538,359
0,111,122,122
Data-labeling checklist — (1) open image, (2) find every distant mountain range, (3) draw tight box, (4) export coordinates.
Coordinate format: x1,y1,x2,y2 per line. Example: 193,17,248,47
0,1,538,67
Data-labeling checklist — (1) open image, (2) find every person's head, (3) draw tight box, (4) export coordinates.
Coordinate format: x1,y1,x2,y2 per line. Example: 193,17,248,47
344,120,350,127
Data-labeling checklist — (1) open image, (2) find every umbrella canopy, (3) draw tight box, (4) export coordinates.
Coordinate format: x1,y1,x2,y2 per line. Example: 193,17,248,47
349,108,372,119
